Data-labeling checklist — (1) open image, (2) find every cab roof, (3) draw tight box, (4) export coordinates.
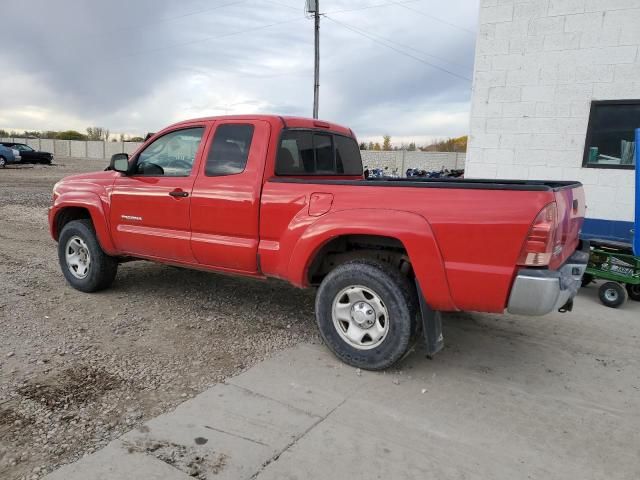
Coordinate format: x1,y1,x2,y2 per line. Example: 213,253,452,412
167,115,354,137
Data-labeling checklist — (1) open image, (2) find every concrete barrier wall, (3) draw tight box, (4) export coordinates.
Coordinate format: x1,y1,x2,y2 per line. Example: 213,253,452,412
41,139,55,153
70,141,87,158
106,142,124,157
54,140,70,157
361,151,466,174
3,138,466,173
3,137,143,159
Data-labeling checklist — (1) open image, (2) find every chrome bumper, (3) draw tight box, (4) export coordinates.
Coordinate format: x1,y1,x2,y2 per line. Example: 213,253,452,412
507,247,589,316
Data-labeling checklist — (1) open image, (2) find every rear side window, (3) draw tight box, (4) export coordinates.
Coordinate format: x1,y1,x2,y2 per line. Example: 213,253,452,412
205,124,254,176
335,135,363,175
276,130,362,175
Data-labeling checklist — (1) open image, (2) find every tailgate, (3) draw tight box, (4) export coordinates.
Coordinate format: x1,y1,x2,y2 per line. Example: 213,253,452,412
551,184,586,269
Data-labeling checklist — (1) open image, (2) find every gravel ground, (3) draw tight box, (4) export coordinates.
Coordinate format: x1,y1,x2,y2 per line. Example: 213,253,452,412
0,158,318,480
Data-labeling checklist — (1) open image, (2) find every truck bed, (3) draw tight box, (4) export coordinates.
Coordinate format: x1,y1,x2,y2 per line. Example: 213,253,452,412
271,177,582,192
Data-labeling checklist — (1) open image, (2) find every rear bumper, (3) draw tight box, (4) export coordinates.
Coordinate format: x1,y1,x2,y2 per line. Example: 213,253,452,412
507,245,589,316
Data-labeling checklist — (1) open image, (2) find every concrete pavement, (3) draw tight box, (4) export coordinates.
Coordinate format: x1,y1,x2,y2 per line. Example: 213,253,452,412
46,287,640,480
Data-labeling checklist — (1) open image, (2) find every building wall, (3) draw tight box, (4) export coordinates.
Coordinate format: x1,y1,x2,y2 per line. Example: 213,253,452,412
468,0,639,240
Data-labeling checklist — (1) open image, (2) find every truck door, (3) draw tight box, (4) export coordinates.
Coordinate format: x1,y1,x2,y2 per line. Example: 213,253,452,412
109,125,207,263
190,120,270,273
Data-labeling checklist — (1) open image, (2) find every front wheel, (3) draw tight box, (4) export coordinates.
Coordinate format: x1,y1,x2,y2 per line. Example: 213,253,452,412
598,282,627,308
0,156,6,168
58,219,118,292
315,259,416,370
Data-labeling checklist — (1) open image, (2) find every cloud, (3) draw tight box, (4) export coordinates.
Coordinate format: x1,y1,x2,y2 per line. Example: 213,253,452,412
0,0,478,144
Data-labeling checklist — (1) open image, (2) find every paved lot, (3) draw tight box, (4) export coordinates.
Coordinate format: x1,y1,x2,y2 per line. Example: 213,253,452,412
47,287,640,480
1,159,639,479
0,160,317,480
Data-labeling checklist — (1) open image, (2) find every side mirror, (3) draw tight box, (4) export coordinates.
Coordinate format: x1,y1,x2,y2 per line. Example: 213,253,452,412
110,153,129,173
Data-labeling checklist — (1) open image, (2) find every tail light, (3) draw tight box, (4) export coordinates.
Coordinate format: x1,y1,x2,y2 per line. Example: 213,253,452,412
517,203,558,267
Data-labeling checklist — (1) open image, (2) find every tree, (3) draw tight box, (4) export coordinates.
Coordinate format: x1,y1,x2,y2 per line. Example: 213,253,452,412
103,129,110,142
0,129,8,138
359,142,367,150
86,127,106,141
57,130,87,141
382,135,392,151
421,136,467,153
368,141,374,150
373,142,381,151
408,142,416,151
128,136,144,142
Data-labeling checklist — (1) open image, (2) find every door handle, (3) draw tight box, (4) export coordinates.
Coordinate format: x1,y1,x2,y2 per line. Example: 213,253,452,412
169,190,189,198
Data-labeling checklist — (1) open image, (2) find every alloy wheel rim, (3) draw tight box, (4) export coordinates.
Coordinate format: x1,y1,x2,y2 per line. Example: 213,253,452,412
65,236,91,279
604,288,619,302
331,285,389,350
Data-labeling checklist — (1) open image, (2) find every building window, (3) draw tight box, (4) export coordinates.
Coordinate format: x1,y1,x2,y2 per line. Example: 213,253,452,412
583,100,639,169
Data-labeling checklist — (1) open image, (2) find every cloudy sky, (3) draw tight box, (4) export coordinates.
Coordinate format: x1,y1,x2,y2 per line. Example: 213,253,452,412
0,0,478,145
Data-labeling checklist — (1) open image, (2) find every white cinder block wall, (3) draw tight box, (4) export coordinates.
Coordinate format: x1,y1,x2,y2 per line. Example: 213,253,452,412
467,0,639,228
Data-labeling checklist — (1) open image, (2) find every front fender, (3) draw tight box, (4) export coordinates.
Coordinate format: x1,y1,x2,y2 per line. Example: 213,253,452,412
287,209,456,311
49,192,117,255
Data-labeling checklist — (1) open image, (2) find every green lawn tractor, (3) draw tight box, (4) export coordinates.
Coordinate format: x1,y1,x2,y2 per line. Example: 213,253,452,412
582,241,640,308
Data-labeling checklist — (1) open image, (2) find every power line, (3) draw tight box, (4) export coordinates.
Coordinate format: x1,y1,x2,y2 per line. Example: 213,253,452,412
390,1,476,36
116,16,307,62
324,15,472,82
324,0,421,15
89,0,247,37
324,15,471,72
258,0,301,12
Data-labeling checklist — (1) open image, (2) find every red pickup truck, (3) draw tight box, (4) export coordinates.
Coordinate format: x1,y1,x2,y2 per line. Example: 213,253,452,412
49,115,588,370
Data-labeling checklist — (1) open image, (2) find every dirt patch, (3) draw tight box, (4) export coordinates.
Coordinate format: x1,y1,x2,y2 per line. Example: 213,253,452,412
17,365,123,410
125,439,228,478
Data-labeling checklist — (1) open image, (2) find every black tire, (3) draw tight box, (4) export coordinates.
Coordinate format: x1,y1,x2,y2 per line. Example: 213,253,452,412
0,156,6,168
58,219,118,292
315,259,417,370
598,282,627,308
581,273,594,287
626,284,640,302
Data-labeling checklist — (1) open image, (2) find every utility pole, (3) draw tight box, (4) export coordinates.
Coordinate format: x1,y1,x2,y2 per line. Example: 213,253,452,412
311,0,320,119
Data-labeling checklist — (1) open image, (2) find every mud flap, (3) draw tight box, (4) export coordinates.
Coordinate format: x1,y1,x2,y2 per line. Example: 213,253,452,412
415,280,444,356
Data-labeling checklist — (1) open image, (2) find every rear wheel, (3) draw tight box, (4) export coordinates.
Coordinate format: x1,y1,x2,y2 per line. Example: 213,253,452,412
598,282,627,308
58,219,118,292
315,259,416,370
626,284,640,302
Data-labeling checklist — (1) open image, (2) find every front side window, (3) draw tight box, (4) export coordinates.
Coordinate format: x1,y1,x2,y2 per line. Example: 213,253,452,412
135,127,204,176
276,130,362,175
16,144,34,152
583,100,639,169
205,124,254,176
